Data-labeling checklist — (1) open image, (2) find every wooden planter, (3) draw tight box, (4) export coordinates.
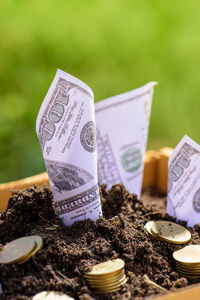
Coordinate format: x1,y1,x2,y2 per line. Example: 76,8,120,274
1,147,200,300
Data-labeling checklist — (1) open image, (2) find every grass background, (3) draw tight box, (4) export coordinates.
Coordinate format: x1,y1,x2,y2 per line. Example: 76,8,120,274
0,0,200,183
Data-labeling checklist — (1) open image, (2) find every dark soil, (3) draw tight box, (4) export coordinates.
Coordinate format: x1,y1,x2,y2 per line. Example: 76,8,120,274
0,184,200,300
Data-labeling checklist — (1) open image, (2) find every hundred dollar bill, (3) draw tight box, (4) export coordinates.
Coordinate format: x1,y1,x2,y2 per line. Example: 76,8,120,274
95,82,157,197
36,69,102,226
167,135,200,227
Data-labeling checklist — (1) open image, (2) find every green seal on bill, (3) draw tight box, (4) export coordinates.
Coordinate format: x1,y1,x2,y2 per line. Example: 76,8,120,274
121,148,142,173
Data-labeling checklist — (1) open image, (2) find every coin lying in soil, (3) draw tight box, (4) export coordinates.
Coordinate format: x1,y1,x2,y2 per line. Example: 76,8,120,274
0,236,36,264
151,221,191,244
0,235,43,264
84,259,126,293
32,291,74,299
173,245,200,278
17,235,43,264
144,221,158,239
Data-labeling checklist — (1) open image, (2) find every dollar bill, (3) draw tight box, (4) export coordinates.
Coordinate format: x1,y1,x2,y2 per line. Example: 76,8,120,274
36,69,102,226
95,82,157,197
167,135,200,227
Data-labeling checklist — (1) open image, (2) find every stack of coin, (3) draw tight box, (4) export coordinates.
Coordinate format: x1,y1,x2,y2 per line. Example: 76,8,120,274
32,291,74,299
84,259,126,293
144,220,191,244
173,245,200,279
0,235,43,265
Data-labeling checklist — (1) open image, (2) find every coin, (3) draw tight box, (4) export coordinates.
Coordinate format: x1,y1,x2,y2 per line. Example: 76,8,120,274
176,265,200,275
85,259,126,294
173,245,200,264
32,291,74,299
176,262,200,268
86,270,125,282
151,221,191,244
85,259,124,277
86,272,125,285
175,259,200,268
176,264,200,273
144,221,162,240
88,274,126,288
0,236,36,264
144,221,157,238
93,278,127,293
17,236,43,264
85,269,124,280
173,245,200,278
175,270,200,279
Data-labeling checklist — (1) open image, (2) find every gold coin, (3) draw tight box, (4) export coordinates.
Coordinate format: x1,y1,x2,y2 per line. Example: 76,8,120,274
17,236,43,264
88,275,126,288
176,262,200,271
91,276,127,288
151,221,191,244
85,269,123,280
144,221,158,239
175,261,200,267
173,245,200,264
175,269,200,279
176,266,200,275
93,278,127,293
0,236,36,264
175,262,200,271
86,273,125,285
176,262,200,268
175,259,200,267
32,291,74,299
175,258,200,267
175,263,200,274
176,267,200,275
85,259,124,277
85,270,125,282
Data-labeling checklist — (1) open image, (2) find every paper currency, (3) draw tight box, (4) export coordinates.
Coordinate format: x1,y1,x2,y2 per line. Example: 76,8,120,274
36,69,102,226
95,82,157,197
167,135,200,227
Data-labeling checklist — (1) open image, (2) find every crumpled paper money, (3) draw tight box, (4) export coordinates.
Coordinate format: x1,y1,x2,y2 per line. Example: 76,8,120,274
167,135,200,227
95,82,157,197
36,69,102,226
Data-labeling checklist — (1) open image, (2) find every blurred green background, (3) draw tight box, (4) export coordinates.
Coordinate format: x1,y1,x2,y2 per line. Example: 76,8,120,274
0,0,200,183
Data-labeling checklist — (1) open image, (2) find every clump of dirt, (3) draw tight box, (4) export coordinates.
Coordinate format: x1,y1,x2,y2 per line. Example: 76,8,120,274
0,184,199,300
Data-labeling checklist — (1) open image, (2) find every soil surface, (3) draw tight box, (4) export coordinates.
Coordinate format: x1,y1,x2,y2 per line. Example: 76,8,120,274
0,185,200,300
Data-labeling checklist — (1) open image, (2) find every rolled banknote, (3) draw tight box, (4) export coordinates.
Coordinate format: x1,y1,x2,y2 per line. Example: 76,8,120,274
95,82,157,197
167,135,200,227
36,69,102,226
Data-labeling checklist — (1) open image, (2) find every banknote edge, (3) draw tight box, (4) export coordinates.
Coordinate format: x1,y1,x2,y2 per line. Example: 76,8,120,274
95,81,157,112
